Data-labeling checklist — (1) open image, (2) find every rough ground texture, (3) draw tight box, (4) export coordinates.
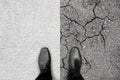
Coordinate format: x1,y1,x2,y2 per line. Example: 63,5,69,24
60,0,120,80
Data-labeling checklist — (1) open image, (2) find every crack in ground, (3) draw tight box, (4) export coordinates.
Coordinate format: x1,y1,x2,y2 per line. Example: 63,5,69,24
60,0,110,73
60,40,69,70
62,0,107,48
60,0,72,8
83,56,92,72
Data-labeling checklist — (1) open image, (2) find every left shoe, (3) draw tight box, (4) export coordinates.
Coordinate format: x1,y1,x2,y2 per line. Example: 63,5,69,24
38,47,51,72
36,47,52,80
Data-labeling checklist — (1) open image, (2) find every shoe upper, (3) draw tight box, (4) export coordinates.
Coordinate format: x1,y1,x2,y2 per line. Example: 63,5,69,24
69,47,82,71
38,47,51,72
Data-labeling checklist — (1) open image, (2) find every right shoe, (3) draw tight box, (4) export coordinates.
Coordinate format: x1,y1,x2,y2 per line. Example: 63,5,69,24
69,47,82,71
38,47,51,72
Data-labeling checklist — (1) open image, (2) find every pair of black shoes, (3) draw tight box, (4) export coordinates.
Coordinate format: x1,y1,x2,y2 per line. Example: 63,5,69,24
35,47,84,80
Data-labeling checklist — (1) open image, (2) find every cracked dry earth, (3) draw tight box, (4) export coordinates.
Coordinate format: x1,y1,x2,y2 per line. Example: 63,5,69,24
60,0,120,80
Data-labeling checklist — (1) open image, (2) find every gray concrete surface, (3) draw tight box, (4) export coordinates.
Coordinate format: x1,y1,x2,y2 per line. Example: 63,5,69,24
60,0,120,80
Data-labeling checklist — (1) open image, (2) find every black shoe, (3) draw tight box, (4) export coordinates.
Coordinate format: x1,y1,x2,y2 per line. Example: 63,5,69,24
69,47,82,71
36,47,52,80
38,47,51,72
